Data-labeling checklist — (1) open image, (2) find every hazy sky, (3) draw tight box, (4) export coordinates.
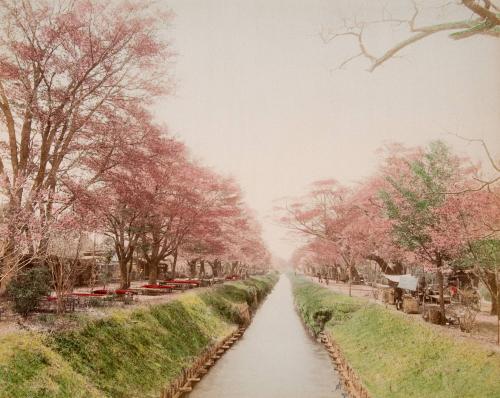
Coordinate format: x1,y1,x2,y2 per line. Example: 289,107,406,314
154,0,500,260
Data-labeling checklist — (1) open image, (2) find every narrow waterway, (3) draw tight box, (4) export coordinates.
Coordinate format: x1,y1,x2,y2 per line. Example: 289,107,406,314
187,275,346,398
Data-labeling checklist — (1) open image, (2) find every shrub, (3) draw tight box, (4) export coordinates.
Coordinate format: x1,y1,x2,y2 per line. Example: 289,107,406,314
7,267,52,317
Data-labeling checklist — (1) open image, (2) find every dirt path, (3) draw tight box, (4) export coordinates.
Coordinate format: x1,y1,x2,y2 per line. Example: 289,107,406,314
306,276,500,352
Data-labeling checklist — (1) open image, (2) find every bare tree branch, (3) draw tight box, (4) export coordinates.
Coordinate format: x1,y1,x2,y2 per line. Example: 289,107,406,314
325,1,500,72
440,133,500,194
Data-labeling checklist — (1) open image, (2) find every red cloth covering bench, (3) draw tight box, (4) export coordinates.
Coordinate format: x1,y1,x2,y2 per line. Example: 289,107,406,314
92,289,137,295
115,289,137,295
70,293,106,297
163,279,200,286
47,292,108,300
92,289,110,295
141,284,173,289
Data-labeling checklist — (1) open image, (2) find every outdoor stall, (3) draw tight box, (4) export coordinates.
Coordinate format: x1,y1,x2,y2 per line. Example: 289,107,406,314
398,275,420,314
379,284,395,304
382,274,420,313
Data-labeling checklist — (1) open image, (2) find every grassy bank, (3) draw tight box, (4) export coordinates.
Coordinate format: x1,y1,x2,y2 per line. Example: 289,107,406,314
291,275,500,398
0,274,278,398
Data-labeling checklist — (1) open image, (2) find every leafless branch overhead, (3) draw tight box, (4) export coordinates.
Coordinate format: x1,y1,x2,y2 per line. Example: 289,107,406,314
323,0,500,72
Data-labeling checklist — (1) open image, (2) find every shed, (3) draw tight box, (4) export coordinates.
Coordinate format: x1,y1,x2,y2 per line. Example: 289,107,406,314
383,274,418,292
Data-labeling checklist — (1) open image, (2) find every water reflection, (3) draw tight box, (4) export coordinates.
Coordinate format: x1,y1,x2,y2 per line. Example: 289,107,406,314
187,275,346,398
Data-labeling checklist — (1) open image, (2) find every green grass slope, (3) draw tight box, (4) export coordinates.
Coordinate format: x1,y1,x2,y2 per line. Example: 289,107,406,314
0,333,104,398
0,274,278,398
291,275,500,398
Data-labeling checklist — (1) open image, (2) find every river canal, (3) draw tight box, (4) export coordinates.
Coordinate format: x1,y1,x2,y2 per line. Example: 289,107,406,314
187,275,346,398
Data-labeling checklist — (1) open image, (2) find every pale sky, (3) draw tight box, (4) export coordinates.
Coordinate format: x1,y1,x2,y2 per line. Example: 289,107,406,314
154,0,500,260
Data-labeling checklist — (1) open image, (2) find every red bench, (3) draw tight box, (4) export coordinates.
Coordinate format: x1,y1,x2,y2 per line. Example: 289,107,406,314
141,284,174,289
92,289,137,295
71,293,107,297
163,280,200,287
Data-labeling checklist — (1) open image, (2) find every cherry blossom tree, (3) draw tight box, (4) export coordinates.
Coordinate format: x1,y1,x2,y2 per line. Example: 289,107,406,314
290,239,339,279
229,210,271,275
449,185,500,315
77,121,182,288
378,140,496,320
279,180,370,296
180,182,270,278
180,176,244,277
281,140,498,315
0,0,173,290
133,143,196,284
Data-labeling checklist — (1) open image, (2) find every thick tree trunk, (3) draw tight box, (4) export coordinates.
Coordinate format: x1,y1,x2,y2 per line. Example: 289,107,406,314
351,265,360,281
492,296,498,316
199,260,205,278
207,260,221,278
188,259,197,278
119,259,130,289
0,229,21,295
171,250,178,279
127,255,135,287
497,268,499,345
484,271,498,316
393,261,405,275
0,262,16,295
207,261,214,277
213,259,221,277
348,265,352,297
148,259,160,285
230,261,238,275
367,254,390,274
367,254,404,275
436,267,445,323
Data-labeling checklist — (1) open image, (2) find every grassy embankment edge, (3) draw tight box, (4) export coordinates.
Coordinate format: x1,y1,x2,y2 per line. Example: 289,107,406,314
0,273,278,398
290,274,500,398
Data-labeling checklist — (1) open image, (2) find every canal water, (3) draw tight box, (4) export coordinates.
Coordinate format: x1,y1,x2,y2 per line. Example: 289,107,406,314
187,275,346,398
